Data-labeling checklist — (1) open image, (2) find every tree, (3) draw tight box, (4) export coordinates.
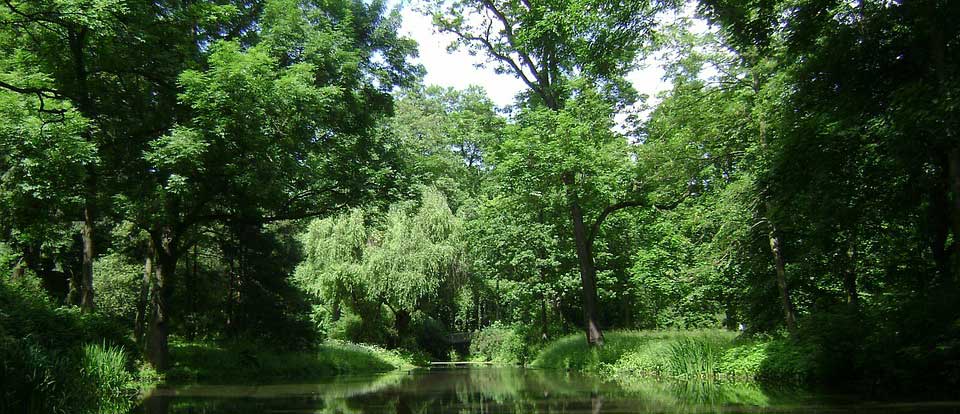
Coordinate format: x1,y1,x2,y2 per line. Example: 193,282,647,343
0,89,94,297
296,187,467,347
391,85,505,206
0,0,137,310
428,0,677,346
126,0,418,369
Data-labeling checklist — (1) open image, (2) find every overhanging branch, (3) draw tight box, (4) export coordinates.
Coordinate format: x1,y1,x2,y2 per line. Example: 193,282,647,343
588,192,690,246
0,80,68,114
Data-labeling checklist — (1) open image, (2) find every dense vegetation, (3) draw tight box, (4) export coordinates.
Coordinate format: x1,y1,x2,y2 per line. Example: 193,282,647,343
1,0,958,410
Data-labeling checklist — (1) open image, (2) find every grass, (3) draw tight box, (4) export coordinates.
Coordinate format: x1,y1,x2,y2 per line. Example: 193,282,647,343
533,330,735,376
533,329,817,384
166,339,416,383
78,343,138,411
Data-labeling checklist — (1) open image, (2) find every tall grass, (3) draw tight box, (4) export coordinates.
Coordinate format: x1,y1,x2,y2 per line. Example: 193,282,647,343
79,343,136,410
0,279,145,414
534,329,818,384
533,330,735,378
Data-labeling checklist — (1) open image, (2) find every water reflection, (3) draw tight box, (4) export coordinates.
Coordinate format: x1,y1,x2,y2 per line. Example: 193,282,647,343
132,367,960,414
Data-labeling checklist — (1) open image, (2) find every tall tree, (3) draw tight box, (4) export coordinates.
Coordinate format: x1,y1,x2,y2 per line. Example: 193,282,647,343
127,0,418,369
429,0,676,345
0,0,135,310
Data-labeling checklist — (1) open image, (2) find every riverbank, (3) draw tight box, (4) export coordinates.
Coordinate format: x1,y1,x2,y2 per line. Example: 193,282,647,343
532,330,818,383
165,340,416,383
0,279,416,412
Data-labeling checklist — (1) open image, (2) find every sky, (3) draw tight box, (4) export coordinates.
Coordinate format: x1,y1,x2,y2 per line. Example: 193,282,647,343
393,2,677,110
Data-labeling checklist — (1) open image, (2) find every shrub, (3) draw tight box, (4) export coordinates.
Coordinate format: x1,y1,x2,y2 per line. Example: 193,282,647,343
328,310,391,346
411,314,449,359
92,253,142,323
0,279,142,413
717,337,820,383
470,322,526,364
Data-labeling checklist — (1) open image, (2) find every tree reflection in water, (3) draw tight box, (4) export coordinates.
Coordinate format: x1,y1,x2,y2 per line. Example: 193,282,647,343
132,367,933,414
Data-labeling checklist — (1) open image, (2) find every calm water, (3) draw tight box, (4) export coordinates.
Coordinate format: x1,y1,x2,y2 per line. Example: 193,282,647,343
132,367,960,414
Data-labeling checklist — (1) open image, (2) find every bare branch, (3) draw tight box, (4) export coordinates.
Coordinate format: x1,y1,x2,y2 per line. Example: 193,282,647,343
445,24,545,98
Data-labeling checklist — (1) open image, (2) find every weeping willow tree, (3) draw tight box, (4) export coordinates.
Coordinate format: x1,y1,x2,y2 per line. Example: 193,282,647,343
295,208,368,324
295,187,467,346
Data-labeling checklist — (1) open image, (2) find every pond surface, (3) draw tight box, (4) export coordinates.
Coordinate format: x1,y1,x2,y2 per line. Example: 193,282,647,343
133,367,960,414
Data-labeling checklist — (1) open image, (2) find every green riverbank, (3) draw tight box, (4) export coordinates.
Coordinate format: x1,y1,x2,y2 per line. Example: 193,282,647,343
532,330,819,384
165,340,416,384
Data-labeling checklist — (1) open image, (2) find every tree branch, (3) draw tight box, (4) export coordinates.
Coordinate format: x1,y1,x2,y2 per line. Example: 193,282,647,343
0,80,69,114
588,192,690,246
478,0,545,85
442,16,547,101
588,200,645,246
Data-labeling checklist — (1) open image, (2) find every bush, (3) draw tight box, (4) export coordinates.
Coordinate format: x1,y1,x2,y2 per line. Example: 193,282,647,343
411,314,449,359
328,310,391,346
717,337,820,383
470,322,526,364
0,279,143,413
92,254,142,323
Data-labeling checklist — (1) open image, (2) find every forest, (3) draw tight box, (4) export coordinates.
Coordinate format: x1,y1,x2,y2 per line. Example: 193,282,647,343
1,0,958,412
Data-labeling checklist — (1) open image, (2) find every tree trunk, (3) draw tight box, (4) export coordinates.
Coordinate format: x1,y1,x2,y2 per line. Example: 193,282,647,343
930,162,952,284
70,27,96,313
135,252,152,346
331,292,342,322
539,264,550,341
948,147,960,283
146,229,179,371
11,256,26,280
564,179,604,346
843,267,858,308
767,225,797,333
843,231,859,307
540,293,549,341
754,73,798,333
80,198,96,311
394,309,411,347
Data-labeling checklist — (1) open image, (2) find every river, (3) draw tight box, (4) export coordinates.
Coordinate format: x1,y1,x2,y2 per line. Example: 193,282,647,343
132,367,960,413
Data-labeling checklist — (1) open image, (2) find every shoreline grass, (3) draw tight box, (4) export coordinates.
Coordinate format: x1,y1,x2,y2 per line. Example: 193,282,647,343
532,329,817,384
165,339,416,384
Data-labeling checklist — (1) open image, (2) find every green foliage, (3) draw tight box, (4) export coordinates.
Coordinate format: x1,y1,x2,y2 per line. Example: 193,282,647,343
717,339,820,383
470,322,526,364
327,311,392,346
92,253,141,323
533,330,742,378
534,329,821,384
79,343,136,411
